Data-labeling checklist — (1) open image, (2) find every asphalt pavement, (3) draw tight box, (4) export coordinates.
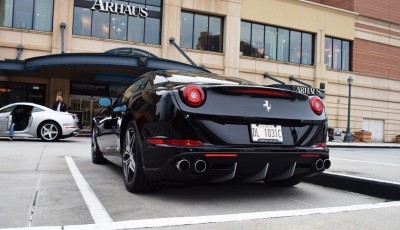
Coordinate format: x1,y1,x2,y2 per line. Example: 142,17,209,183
0,137,399,229
306,141,400,200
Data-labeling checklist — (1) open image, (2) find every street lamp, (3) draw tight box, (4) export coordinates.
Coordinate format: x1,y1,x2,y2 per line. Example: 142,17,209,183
344,76,353,142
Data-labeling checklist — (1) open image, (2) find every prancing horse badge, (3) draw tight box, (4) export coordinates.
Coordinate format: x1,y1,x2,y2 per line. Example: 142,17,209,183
263,100,271,112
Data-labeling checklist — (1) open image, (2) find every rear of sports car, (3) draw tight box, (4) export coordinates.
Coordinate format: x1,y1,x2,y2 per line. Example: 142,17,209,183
140,83,329,185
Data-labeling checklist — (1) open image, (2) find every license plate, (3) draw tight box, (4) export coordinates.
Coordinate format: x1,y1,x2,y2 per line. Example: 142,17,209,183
250,124,283,143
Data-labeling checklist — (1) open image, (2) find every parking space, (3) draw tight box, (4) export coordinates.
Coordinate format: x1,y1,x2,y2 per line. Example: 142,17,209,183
0,137,399,229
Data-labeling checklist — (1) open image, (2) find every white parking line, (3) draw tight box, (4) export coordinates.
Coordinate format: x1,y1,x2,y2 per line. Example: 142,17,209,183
2,201,400,230
325,171,400,186
331,157,400,167
65,156,113,224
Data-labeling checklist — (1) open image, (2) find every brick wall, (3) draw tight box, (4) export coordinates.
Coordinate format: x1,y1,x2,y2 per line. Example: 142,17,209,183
309,0,354,11
353,38,400,79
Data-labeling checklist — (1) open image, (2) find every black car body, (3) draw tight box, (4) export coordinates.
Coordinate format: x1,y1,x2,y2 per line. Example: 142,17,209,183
92,70,329,193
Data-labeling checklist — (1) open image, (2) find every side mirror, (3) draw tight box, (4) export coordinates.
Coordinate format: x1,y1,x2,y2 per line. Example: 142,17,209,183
113,105,127,113
98,97,112,107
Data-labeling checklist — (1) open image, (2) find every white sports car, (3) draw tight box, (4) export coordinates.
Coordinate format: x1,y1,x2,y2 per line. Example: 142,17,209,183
0,102,80,141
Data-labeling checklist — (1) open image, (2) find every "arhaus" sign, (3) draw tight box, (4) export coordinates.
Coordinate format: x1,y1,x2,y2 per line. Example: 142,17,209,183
91,0,148,18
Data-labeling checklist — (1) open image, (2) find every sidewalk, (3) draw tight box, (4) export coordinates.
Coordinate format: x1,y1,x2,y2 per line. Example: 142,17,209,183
327,141,400,148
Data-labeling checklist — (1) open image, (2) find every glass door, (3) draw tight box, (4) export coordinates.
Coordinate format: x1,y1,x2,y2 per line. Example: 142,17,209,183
70,96,103,130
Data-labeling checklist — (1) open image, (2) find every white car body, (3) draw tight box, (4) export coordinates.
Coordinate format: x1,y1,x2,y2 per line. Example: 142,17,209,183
0,102,79,141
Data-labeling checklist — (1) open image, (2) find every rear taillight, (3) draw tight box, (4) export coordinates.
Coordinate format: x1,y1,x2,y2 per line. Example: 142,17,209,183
180,85,205,107
70,114,76,119
146,138,203,147
228,88,293,98
309,96,324,115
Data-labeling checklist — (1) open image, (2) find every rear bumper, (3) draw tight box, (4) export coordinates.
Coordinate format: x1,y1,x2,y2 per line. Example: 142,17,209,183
142,145,329,183
62,128,80,138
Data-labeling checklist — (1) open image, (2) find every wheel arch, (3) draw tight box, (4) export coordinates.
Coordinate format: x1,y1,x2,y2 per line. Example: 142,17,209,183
36,119,62,137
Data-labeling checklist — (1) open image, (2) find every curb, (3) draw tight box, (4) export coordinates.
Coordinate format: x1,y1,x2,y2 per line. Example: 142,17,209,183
304,173,400,200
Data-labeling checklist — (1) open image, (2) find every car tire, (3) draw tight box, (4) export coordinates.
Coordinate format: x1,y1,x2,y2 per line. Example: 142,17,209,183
38,121,61,142
264,178,302,187
122,120,161,193
91,127,106,164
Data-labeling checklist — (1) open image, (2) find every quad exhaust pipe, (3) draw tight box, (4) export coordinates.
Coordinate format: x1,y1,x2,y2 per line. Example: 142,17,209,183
176,159,190,172
175,159,207,173
194,159,207,173
315,159,331,171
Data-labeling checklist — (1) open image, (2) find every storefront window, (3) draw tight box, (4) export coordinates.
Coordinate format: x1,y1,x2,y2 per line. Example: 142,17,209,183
0,0,53,31
144,17,160,44
0,82,46,106
180,11,223,53
325,37,351,71
73,0,162,45
240,21,251,56
264,26,277,60
110,1,128,41
73,7,91,36
128,16,144,42
251,23,264,58
324,37,332,68
277,28,289,62
208,16,222,52
181,12,193,49
333,39,342,69
301,33,312,65
342,41,350,71
0,0,14,27
34,0,53,31
92,10,110,38
13,0,34,30
241,21,314,66
289,31,301,64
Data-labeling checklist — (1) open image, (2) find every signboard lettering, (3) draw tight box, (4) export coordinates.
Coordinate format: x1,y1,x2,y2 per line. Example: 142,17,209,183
294,86,325,98
91,0,148,18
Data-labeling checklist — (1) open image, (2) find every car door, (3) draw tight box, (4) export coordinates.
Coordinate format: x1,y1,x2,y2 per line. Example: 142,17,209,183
98,77,149,159
0,105,16,136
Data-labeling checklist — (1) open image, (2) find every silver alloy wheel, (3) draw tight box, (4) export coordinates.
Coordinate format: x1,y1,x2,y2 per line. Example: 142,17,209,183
123,127,136,183
40,123,59,141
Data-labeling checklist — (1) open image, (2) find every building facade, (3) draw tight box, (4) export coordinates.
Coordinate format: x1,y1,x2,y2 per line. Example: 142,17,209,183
0,0,399,142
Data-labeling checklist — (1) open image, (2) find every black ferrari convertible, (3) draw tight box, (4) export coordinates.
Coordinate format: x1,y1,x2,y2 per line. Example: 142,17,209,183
91,70,329,193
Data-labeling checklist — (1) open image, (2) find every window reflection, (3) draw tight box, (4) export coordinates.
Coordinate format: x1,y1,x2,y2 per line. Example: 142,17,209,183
301,33,312,65
277,28,289,62
325,37,351,71
34,0,53,31
0,0,14,27
144,17,160,44
180,12,193,49
110,1,128,41
208,16,222,52
324,37,332,68
240,21,251,56
73,7,91,36
290,31,301,63
73,0,162,45
333,39,342,69
13,0,34,30
251,23,264,58
128,16,144,42
92,11,110,38
264,26,277,60
193,14,208,50
342,41,350,71
180,11,223,53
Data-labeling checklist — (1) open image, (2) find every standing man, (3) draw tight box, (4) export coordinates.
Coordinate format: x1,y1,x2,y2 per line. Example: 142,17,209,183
53,95,68,112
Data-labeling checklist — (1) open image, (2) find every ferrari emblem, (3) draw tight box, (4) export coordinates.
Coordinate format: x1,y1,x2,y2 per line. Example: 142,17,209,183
263,100,271,112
